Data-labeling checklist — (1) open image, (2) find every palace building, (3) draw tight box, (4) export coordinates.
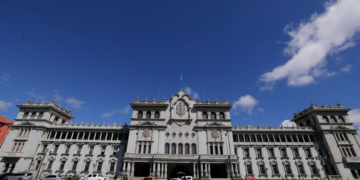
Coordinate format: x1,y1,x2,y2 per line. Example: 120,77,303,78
0,89,359,180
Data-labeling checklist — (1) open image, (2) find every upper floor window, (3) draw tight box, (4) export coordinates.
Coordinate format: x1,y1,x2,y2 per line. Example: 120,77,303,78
185,143,190,154
178,143,183,154
101,145,106,155
330,116,337,123
244,148,250,157
154,111,160,118
256,148,262,158
138,111,143,118
219,112,225,119
268,148,274,158
306,120,311,126
211,112,216,119
281,148,287,158
293,148,299,158
310,165,318,174
77,145,82,154
165,143,170,154
191,143,196,154
298,165,305,174
339,116,346,123
202,112,208,119
323,116,330,123
285,164,292,174
65,145,71,154
23,112,29,119
54,117,59,123
171,143,176,154
305,149,312,158
38,112,43,119
30,113,36,119
146,111,151,118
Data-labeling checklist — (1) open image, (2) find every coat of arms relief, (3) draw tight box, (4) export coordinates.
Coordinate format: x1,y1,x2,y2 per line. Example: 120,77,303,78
176,102,186,117
211,130,219,139
142,130,150,138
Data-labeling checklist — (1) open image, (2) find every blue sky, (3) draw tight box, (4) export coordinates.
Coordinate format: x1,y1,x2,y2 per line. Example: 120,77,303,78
1,0,360,126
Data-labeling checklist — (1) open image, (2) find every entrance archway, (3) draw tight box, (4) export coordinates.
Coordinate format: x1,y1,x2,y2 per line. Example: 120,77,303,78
171,166,189,178
134,163,151,177
210,164,227,178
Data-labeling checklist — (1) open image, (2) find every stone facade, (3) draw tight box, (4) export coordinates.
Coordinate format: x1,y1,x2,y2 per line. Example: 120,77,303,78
0,90,359,180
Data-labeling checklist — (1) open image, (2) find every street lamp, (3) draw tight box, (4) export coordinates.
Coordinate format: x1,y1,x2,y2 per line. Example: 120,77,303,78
36,149,50,179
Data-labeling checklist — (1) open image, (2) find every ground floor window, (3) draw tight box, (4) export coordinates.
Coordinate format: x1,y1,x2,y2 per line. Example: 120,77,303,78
97,162,103,171
84,162,90,171
60,161,65,170
110,163,115,172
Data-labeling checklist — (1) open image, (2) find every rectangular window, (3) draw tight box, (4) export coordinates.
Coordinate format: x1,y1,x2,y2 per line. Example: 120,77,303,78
3,163,10,173
351,169,359,179
47,161,53,170
292,136,298,142
293,148,299,157
298,165,305,174
210,145,213,155
259,165,265,174
101,146,106,155
275,136,280,142
215,146,219,155
148,145,151,154
239,136,244,142
72,161,78,170
138,144,142,154
305,149,312,158
311,165,318,174
143,144,147,154
285,165,292,174
42,144,48,152
244,148,249,157
263,136,268,142
220,146,223,155
351,148,357,157
35,161,41,170
65,145,71,154
97,162,102,171
77,145,82,154
54,145,59,153
246,165,253,174
110,163,115,172
281,148,287,157
89,146,94,154
60,161,65,170
85,162,90,171
113,146,118,156
256,148,262,157
272,165,279,174
269,136,274,142
268,148,274,158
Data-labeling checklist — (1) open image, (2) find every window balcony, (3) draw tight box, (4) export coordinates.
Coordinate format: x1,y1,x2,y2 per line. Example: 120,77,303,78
343,157,360,163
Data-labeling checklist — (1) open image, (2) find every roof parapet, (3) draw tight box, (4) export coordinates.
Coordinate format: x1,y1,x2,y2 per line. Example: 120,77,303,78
22,99,72,115
293,101,344,118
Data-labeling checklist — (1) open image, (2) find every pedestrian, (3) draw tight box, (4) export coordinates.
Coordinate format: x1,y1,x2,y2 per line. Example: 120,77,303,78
114,175,117,180
68,176,72,180
84,173,88,180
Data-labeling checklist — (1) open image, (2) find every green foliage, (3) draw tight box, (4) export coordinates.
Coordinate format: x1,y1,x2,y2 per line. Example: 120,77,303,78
71,174,79,180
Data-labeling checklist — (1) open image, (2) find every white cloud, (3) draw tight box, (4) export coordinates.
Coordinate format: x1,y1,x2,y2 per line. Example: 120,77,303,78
31,87,36,91
65,97,85,109
0,101,13,111
102,106,130,118
54,94,64,102
184,87,200,100
0,74,10,86
260,0,360,90
258,108,265,113
233,95,259,115
349,109,360,124
27,92,46,101
53,89,59,93
281,120,297,127
340,64,352,72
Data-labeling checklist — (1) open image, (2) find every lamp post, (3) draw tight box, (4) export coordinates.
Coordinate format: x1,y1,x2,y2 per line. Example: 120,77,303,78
36,149,50,179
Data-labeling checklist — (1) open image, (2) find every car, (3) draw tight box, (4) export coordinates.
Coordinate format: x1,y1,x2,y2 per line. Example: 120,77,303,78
183,176,192,180
40,175,63,180
87,174,106,180
4,172,33,180
0,173,13,180
141,177,155,180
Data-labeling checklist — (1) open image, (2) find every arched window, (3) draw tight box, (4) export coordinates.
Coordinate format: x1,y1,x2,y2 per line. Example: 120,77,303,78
312,117,317,124
137,111,143,118
339,116,346,123
323,116,329,123
62,120,65,124
30,113,36,119
299,123,304,127
38,112,43,119
154,111,160,118
54,117,59,123
185,143,190,154
191,143,196,154
219,112,225,119
306,120,311,126
211,112,216,119
202,112,208,119
23,112,29,119
178,143,183,154
330,116,337,123
171,143,176,154
146,111,151,118
165,143,169,154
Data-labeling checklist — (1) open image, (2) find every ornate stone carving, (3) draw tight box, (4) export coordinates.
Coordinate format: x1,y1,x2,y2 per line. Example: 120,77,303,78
176,102,186,117
142,130,150,138
211,130,219,139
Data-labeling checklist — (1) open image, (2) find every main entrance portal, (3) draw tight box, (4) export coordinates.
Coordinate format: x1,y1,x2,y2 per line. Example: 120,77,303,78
168,163,193,178
134,163,151,177
210,164,227,178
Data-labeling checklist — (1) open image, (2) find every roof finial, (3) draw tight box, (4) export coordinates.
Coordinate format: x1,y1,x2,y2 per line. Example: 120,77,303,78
52,99,55,103
27,99,31,102
337,101,341,106
310,101,314,106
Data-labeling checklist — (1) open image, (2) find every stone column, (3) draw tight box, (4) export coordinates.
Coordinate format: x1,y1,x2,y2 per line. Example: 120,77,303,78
131,162,135,176
234,163,238,177
200,163,203,177
204,163,207,177
231,163,235,177
208,164,211,178
193,163,196,178
122,161,126,175
153,162,156,175
227,163,230,178
164,163,168,178
156,162,159,177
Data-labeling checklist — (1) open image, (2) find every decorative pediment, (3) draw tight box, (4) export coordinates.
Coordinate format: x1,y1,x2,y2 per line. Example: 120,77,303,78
17,121,35,126
205,122,225,127
137,121,157,126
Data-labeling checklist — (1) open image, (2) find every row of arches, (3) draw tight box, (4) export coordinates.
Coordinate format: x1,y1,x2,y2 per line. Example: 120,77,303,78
23,112,43,119
137,111,160,118
202,112,226,119
165,143,196,155
299,116,346,127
